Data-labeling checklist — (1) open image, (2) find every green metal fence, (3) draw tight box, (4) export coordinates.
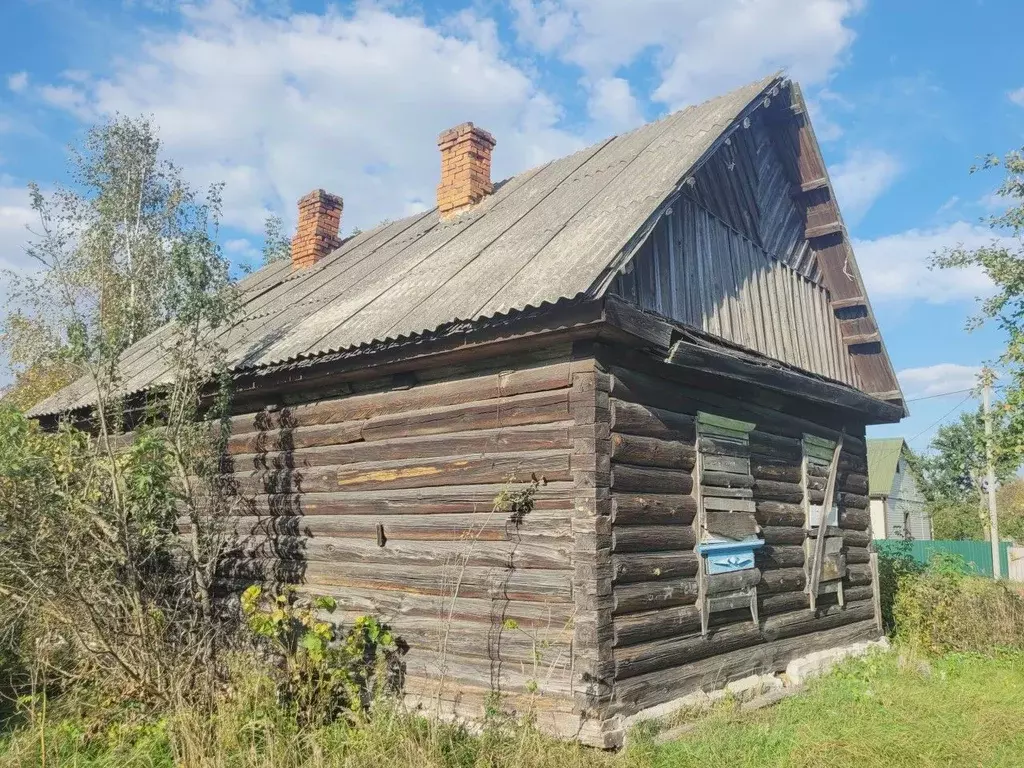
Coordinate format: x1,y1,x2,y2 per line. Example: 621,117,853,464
874,539,1012,578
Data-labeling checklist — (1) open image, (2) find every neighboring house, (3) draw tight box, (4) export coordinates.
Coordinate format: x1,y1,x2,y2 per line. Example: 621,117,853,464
29,74,906,748
867,437,931,540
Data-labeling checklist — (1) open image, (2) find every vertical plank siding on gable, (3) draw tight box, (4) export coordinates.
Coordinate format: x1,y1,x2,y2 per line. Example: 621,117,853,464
598,347,876,715
613,196,858,389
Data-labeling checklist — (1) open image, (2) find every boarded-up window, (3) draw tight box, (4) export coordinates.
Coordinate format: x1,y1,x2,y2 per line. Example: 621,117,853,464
696,412,761,634
802,434,839,528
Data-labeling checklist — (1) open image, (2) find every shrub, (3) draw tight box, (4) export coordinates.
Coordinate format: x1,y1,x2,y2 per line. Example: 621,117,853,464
894,556,1024,655
876,539,922,632
240,585,404,724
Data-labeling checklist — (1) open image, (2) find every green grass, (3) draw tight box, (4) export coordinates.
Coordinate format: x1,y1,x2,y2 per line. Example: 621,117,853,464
643,650,1024,768
3,650,1024,767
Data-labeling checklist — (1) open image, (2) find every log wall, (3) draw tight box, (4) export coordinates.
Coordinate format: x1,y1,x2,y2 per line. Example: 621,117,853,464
599,346,878,717
211,341,606,739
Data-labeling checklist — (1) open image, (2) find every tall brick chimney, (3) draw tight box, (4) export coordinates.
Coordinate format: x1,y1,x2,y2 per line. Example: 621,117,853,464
291,189,343,269
436,122,496,218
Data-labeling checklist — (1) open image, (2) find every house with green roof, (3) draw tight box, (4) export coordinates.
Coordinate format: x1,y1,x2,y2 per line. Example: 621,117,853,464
867,438,931,540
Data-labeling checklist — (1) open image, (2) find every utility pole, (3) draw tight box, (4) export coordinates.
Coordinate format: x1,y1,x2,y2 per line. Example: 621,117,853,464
982,368,1002,579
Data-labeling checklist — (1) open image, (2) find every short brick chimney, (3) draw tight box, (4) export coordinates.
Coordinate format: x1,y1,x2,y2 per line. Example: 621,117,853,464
291,189,343,269
436,122,496,218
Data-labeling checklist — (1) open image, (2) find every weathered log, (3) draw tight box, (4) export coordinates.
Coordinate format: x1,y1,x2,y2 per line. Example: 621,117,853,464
220,559,573,602
613,579,699,615
612,494,697,526
234,361,574,431
845,563,873,587
701,471,754,489
612,601,873,681
705,510,758,540
228,420,363,455
751,461,802,483
613,552,699,584
191,510,574,542
838,492,869,510
753,479,804,503
842,529,872,547
698,436,750,458
610,619,878,712
613,605,701,647
758,567,806,594
839,507,870,531
215,482,574,518
845,546,870,565
611,433,696,470
227,424,572,471
609,399,695,441
758,545,805,569
755,501,805,527
706,568,761,595
702,454,751,474
216,534,574,570
612,526,696,554
761,526,807,545
611,464,694,494
362,390,571,442
229,450,572,494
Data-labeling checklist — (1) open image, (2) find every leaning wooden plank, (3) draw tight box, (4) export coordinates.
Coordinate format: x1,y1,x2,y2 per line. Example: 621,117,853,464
808,434,844,608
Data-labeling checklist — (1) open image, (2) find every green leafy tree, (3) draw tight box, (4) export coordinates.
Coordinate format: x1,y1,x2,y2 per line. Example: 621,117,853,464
1,115,214,410
933,148,1024,459
917,410,1016,539
261,213,292,265
0,115,239,704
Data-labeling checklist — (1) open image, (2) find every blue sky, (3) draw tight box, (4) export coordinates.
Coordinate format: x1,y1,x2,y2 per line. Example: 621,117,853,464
1,0,1022,451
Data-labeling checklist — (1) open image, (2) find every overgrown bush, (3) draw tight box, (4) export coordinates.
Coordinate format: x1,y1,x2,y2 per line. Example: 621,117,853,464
875,539,922,632
894,554,1024,655
240,586,404,725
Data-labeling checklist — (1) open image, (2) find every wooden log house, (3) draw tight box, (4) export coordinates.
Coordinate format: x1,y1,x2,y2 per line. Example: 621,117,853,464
29,74,905,748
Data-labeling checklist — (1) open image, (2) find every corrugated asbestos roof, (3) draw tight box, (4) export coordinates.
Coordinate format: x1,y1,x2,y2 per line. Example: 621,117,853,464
29,75,779,418
867,437,906,497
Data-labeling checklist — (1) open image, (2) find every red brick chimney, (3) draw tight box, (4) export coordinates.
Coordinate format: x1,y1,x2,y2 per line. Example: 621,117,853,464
291,189,343,269
436,122,496,218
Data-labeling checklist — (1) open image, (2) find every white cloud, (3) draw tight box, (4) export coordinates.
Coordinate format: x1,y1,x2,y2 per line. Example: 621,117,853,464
898,363,981,399
0,182,36,327
37,1,586,235
829,148,902,224
7,72,28,93
1008,86,1024,107
39,84,95,120
853,221,1002,304
586,77,642,131
513,0,864,108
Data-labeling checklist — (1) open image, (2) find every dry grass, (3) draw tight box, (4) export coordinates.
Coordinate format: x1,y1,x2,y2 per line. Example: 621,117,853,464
4,649,1024,767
